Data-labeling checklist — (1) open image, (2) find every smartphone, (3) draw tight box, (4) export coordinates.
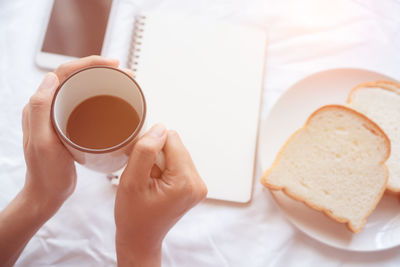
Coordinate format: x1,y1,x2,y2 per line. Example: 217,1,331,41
36,0,116,70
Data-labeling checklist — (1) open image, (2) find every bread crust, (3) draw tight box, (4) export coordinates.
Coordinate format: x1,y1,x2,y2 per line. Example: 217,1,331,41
347,80,400,193
347,81,400,102
260,105,390,233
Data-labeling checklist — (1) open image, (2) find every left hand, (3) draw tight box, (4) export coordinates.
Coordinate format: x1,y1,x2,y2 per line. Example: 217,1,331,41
22,56,119,212
0,56,122,267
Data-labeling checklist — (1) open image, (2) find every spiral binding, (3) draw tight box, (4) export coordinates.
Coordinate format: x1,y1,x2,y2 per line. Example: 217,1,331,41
128,15,146,77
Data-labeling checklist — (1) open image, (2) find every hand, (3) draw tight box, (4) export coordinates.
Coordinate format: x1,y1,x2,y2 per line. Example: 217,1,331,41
0,56,120,267
22,56,119,213
114,124,208,267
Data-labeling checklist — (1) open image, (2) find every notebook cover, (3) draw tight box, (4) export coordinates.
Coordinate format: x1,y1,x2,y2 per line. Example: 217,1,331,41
129,12,267,203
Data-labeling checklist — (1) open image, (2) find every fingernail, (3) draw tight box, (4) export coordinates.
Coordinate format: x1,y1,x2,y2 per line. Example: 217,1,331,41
148,123,166,138
39,73,58,92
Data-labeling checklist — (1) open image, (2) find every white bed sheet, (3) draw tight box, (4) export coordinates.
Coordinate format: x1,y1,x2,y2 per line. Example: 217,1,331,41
1,0,400,266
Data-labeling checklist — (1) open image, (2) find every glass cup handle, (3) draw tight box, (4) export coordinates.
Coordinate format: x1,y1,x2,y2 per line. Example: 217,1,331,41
108,151,166,183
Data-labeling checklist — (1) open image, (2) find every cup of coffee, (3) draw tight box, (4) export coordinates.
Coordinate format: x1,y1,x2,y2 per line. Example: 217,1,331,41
51,66,146,173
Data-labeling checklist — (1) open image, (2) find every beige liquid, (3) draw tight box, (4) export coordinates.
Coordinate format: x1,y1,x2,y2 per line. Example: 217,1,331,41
66,95,140,149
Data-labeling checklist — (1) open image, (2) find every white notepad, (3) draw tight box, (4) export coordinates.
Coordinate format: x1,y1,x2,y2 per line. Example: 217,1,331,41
128,12,267,203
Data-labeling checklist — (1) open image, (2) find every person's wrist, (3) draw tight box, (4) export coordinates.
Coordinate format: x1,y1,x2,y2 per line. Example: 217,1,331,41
20,183,65,221
116,235,162,267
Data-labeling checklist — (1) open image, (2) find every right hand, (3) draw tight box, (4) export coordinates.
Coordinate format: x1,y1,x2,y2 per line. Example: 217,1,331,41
114,124,208,267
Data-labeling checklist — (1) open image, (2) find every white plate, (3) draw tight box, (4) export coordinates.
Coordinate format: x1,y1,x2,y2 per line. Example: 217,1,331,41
259,68,400,251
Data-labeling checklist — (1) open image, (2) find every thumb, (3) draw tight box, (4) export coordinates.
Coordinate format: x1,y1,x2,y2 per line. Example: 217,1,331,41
28,72,59,140
122,124,167,188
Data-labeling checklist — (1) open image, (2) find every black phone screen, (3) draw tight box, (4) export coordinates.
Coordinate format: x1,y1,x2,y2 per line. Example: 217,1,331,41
41,0,113,58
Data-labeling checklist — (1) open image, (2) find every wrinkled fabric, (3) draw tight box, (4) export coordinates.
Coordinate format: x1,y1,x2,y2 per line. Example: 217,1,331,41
1,0,400,266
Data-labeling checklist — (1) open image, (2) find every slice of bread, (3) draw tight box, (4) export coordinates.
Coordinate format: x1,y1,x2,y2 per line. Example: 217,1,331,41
261,105,390,233
347,81,400,193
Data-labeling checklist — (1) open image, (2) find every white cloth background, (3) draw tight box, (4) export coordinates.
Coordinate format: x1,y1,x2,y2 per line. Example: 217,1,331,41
1,0,400,266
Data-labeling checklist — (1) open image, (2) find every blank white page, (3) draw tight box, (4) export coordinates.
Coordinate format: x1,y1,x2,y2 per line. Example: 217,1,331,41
131,12,267,203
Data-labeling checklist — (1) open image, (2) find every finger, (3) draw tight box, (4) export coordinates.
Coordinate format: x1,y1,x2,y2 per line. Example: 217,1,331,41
162,130,207,199
163,130,194,173
22,104,29,147
28,72,59,140
122,124,167,188
54,55,119,82
121,68,135,79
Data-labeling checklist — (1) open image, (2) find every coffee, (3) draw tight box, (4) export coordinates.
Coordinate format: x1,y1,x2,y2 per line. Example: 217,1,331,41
66,95,140,149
